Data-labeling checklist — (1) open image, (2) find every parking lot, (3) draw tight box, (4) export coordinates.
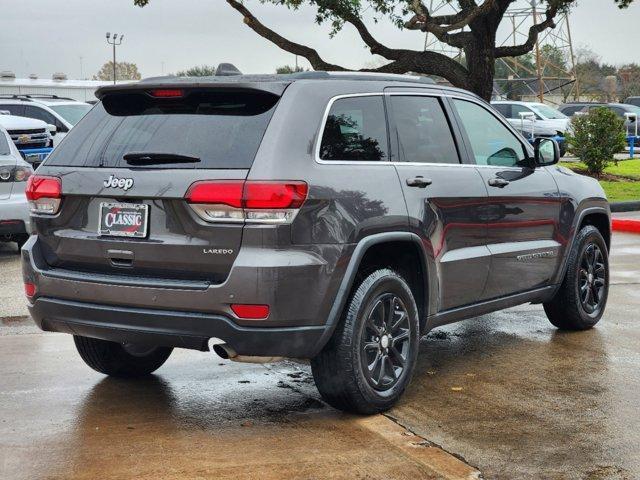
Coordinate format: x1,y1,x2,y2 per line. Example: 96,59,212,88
1,232,639,480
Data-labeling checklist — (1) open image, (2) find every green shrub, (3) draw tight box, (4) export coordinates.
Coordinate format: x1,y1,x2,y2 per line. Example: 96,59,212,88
566,107,627,176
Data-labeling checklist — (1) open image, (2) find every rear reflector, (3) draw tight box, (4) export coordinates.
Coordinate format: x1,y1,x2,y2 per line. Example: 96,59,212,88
25,175,62,214
24,282,36,298
185,180,308,224
231,304,270,320
149,88,184,98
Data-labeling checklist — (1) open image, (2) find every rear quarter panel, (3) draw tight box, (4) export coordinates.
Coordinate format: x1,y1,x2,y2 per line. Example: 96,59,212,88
248,81,410,328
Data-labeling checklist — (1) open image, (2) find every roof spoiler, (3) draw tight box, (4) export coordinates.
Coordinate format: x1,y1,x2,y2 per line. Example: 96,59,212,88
95,80,287,99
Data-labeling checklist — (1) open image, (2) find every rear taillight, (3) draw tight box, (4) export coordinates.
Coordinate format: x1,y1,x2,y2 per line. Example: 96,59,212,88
14,166,32,182
25,175,62,214
0,166,32,183
185,180,308,224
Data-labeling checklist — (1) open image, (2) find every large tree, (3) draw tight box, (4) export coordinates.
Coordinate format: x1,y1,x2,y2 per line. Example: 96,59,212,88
93,61,141,81
175,65,217,77
134,0,633,100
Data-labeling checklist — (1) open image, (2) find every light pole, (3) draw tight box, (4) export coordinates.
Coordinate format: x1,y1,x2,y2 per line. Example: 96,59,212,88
105,32,124,85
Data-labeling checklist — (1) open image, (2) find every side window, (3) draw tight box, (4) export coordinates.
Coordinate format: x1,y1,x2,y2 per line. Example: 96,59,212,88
492,104,511,118
562,106,582,116
453,99,528,167
0,104,25,116
611,107,625,118
391,95,460,164
511,104,537,120
319,96,388,161
23,105,57,125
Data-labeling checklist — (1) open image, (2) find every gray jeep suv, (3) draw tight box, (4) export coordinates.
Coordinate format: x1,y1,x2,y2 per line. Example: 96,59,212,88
22,72,610,414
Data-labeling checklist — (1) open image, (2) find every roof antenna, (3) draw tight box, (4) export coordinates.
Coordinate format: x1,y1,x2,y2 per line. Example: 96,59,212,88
215,63,242,76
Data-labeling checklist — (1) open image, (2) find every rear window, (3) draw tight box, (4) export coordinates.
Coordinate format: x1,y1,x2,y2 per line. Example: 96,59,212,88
319,96,388,162
560,105,583,116
45,90,280,169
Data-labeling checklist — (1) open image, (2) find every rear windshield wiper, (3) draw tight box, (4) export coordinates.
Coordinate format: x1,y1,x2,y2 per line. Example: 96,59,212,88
123,152,201,166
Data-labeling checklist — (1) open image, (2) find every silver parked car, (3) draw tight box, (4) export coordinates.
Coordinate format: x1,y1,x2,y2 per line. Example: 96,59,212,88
0,124,33,251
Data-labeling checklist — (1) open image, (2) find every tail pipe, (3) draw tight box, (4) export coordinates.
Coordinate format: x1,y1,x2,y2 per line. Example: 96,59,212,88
209,339,282,364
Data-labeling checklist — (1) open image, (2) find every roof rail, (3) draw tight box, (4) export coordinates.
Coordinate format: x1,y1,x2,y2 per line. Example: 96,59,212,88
288,71,437,84
0,94,30,101
0,94,75,101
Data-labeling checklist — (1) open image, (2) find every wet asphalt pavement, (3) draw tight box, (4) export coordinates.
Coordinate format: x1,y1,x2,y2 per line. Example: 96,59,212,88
1,233,639,479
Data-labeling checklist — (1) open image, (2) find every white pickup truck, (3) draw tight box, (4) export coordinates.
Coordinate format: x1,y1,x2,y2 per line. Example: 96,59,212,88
0,113,54,168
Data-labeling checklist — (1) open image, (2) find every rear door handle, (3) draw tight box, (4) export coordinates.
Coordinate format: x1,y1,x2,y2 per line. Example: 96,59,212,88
406,176,433,188
488,178,510,188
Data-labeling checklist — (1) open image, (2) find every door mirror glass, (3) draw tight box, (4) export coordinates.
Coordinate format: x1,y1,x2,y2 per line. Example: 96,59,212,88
534,138,560,166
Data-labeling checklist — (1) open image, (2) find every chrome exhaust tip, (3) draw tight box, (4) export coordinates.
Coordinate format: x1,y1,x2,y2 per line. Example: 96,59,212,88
209,339,283,364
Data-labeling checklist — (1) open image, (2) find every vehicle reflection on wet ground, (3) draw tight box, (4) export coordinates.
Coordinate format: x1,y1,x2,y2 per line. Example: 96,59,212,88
1,233,638,479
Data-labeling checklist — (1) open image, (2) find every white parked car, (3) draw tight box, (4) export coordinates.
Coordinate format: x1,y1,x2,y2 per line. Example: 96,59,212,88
492,100,571,155
492,101,571,133
0,123,33,251
0,95,92,146
0,113,53,167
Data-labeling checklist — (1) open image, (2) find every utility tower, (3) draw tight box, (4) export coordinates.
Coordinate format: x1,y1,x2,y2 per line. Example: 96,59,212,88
423,0,578,103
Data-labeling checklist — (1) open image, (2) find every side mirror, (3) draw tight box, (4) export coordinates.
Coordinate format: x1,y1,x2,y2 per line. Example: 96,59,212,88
534,138,560,166
47,124,57,137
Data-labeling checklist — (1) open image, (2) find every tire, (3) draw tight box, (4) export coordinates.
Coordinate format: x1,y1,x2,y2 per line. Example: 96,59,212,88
544,225,609,330
74,335,173,377
15,234,29,252
311,269,420,414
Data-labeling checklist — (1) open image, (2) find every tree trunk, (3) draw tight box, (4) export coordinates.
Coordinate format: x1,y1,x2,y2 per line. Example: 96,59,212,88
465,41,496,101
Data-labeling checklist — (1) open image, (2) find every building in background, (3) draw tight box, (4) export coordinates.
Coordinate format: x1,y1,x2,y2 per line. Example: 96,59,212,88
0,72,132,102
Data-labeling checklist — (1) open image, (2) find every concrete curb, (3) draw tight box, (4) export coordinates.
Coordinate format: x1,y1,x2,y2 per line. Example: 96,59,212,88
358,415,482,479
611,201,640,213
612,218,640,234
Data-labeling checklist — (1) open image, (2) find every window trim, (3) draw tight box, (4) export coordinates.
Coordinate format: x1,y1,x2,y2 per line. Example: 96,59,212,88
386,92,464,166
314,92,534,169
315,93,391,164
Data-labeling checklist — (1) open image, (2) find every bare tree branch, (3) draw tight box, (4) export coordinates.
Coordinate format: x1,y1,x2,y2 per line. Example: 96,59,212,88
325,6,411,60
404,0,496,32
226,0,346,71
225,0,472,89
403,0,497,48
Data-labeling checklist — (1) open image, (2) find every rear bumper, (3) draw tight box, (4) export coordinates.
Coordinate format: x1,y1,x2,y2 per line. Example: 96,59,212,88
22,235,350,358
28,297,325,357
0,191,30,233
0,219,27,236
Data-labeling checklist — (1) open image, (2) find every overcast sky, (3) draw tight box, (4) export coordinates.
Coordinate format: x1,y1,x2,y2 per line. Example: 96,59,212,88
1,0,639,80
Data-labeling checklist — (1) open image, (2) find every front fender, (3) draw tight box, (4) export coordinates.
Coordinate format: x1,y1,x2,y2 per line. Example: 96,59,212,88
551,199,611,289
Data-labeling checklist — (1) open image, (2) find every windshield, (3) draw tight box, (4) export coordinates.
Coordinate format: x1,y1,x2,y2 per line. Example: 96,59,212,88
45,90,280,169
530,104,568,120
50,104,92,125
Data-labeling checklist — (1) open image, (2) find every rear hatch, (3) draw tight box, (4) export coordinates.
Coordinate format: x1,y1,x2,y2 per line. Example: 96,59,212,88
35,85,284,283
